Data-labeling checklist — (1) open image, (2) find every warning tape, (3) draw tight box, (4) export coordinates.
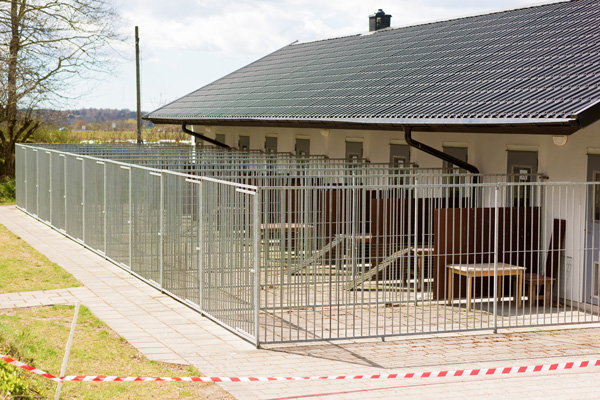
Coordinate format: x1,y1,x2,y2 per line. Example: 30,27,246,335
2,355,599,383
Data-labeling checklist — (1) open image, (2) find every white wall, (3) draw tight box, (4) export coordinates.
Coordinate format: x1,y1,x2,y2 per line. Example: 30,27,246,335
194,120,600,183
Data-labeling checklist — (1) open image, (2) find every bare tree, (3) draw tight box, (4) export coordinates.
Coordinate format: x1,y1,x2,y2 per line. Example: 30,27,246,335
0,0,122,176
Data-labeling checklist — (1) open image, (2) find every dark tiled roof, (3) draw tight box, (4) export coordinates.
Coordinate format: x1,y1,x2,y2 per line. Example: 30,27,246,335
146,0,600,130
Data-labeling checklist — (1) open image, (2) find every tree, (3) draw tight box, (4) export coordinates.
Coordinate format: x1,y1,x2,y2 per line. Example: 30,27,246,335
0,0,122,177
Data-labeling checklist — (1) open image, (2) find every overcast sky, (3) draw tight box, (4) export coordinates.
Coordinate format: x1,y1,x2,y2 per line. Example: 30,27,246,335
71,0,562,111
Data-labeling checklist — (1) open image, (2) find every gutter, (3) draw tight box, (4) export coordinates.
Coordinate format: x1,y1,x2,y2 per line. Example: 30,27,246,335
404,125,480,174
182,124,231,150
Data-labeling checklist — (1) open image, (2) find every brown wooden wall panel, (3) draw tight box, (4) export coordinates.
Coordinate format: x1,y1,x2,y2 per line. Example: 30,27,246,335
433,207,541,300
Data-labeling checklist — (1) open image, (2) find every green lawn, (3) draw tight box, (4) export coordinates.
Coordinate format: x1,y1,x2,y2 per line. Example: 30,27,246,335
0,305,233,399
0,222,234,399
0,224,81,293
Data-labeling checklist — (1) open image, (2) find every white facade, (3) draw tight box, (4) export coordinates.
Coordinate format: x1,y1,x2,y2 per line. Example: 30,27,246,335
191,120,600,304
192,120,600,183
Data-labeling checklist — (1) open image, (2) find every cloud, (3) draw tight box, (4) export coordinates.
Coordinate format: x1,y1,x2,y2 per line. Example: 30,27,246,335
119,0,553,59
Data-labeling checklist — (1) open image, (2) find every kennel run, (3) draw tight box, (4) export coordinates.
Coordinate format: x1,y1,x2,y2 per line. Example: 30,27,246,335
15,143,600,346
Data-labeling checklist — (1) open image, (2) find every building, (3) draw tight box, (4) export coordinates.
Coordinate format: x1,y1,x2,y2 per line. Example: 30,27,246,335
16,0,600,345
145,0,600,185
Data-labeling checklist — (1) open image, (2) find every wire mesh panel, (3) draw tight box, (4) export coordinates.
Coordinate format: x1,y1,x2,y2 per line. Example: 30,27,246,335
65,155,84,241
198,178,258,341
83,158,105,253
162,173,198,302
15,145,26,209
25,147,37,216
37,151,51,223
131,168,161,285
106,163,130,267
50,153,66,231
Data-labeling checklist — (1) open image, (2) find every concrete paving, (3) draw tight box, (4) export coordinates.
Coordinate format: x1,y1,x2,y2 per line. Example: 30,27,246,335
2,205,600,399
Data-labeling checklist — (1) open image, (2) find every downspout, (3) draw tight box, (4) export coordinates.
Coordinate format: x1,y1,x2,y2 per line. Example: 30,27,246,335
182,124,231,150
404,126,479,174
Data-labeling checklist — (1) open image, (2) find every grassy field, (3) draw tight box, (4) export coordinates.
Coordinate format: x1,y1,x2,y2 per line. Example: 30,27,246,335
0,224,80,293
33,128,189,144
0,223,234,399
0,178,15,206
0,305,233,399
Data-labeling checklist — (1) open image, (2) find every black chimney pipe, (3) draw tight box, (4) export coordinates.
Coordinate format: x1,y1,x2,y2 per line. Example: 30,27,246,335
369,9,391,32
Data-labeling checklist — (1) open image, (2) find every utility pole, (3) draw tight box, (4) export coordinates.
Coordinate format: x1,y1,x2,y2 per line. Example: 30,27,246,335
135,26,142,144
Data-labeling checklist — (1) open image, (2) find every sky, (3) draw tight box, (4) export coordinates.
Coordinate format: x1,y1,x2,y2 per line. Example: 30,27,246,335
70,0,562,112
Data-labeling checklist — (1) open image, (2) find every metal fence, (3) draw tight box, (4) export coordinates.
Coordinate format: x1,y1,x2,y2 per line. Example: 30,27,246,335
16,144,600,346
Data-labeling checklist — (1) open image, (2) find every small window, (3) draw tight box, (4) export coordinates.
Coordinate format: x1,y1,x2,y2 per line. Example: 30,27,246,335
511,165,534,207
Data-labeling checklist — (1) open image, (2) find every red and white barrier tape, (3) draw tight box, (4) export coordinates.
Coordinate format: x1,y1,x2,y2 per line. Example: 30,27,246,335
2,355,599,383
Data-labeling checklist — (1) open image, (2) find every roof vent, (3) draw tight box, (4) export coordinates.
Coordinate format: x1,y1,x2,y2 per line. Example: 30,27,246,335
369,9,391,32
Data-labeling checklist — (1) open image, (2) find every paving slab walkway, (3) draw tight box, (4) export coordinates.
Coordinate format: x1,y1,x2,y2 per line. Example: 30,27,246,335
2,205,600,399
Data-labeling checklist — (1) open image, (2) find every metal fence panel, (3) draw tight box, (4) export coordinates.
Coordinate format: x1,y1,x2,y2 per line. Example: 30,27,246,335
131,167,161,285
14,144,600,346
15,145,26,209
199,179,257,341
65,155,84,241
83,158,105,253
36,151,51,223
106,163,130,266
50,152,66,230
25,147,37,216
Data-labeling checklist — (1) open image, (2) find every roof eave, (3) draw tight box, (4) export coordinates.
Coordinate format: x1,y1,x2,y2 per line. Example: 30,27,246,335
143,116,580,135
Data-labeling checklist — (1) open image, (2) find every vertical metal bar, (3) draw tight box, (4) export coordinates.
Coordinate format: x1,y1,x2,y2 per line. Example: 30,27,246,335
81,158,86,243
198,180,204,310
493,184,500,334
49,152,53,224
63,154,67,232
253,190,261,347
104,163,107,254
35,149,39,215
159,173,164,289
129,167,133,269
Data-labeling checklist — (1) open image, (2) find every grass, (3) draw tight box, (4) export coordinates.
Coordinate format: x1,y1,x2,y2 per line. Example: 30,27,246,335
0,305,234,399
32,128,188,144
0,224,81,294
0,178,15,205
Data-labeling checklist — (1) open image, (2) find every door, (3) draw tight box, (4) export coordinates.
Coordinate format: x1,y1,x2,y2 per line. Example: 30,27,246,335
215,133,226,145
389,144,410,168
296,138,310,156
345,141,363,162
239,135,250,151
586,155,600,305
265,136,277,154
507,150,538,207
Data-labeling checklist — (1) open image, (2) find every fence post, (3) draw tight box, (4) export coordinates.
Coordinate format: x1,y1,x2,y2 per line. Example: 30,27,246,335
493,184,500,334
81,158,85,243
159,173,164,290
253,189,261,348
104,163,107,254
129,167,133,269
49,152,53,225
197,180,204,311
35,149,39,216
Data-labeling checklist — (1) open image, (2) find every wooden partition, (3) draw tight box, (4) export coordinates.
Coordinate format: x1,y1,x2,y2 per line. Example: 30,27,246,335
433,207,541,300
